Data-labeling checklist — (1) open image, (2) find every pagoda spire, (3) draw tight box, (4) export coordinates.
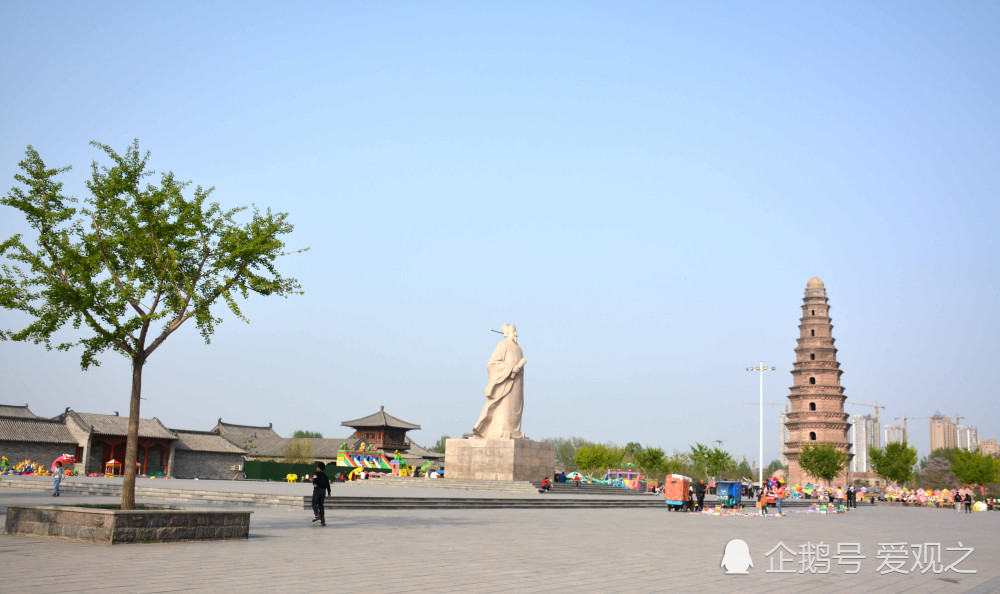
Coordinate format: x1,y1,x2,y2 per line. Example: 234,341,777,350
784,277,853,485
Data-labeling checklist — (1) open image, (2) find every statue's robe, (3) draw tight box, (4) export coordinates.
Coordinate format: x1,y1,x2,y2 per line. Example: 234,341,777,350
472,337,524,439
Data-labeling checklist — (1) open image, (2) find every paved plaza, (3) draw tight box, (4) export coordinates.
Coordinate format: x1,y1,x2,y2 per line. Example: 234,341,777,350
1,481,998,593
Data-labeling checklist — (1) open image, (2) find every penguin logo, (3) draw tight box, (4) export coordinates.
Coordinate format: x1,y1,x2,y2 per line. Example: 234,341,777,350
720,539,753,574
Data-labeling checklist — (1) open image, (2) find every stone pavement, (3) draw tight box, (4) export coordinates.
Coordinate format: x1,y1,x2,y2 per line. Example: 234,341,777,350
1,483,998,593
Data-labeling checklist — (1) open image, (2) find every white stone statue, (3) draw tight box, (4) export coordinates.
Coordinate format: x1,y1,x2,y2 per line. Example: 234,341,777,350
472,324,527,439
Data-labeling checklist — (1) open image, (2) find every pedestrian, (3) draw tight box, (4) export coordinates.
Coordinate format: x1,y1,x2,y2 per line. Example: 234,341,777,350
311,461,331,526
774,481,786,516
964,492,972,514
695,479,707,512
52,461,64,497
757,485,769,516
573,474,580,487
955,492,962,513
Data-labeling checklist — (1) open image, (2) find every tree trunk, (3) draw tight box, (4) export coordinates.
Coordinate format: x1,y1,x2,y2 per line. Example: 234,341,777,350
121,356,144,510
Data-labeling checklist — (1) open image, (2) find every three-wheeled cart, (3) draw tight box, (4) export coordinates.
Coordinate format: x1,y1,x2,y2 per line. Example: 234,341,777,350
715,481,743,508
663,474,692,511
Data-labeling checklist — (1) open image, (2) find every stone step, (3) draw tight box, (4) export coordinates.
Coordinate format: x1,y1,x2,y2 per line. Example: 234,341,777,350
0,477,844,510
316,497,664,511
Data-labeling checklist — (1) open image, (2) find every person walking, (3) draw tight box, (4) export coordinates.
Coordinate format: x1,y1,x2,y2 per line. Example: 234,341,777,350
964,492,973,514
695,480,707,512
52,461,64,497
311,462,331,526
955,491,962,513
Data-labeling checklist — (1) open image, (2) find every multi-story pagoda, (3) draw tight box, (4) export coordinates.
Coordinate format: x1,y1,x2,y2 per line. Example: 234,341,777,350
785,277,853,485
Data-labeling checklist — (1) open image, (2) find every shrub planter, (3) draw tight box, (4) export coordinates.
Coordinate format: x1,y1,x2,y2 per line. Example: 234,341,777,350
4,505,251,544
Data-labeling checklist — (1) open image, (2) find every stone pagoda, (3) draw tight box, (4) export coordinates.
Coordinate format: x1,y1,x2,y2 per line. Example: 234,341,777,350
784,277,853,485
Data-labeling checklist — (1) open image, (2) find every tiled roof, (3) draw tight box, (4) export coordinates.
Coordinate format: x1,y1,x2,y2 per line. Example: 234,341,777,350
213,419,282,447
0,416,77,444
172,430,246,454
403,438,445,460
69,412,176,440
0,404,38,418
341,406,420,430
244,436,348,459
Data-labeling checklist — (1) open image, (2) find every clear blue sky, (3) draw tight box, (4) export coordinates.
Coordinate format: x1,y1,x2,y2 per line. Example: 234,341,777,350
2,2,998,464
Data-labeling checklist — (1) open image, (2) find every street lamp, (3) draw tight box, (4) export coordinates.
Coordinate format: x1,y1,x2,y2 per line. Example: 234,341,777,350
746,362,776,488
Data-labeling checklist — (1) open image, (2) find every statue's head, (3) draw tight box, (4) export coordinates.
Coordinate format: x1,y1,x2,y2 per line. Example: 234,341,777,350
502,323,518,342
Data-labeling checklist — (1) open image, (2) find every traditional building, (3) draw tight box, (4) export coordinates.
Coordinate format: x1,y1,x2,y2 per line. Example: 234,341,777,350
341,406,420,453
210,419,346,463
784,277,852,485
980,438,999,457
0,404,39,419
170,430,248,479
55,409,177,476
0,414,78,467
0,405,246,479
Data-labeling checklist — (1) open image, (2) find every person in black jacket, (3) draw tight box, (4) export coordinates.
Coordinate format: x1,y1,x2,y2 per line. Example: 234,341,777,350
312,462,331,526
695,480,707,512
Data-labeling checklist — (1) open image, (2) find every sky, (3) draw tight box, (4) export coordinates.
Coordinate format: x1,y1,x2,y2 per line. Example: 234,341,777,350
1,2,998,466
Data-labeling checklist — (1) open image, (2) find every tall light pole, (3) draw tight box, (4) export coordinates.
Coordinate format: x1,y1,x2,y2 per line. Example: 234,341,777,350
746,362,776,488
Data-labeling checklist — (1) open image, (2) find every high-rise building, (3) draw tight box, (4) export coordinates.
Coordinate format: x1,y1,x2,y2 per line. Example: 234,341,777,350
784,277,853,485
929,412,957,452
956,425,979,451
884,425,905,445
779,411,790,466
850,414,879,472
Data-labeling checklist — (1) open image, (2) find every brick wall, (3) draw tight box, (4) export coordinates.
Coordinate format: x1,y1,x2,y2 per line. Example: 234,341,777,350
0,441,76,468
172,451,244,480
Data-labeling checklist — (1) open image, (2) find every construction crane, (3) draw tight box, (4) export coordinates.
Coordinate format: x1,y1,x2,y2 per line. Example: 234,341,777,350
846,401,887,448
741,401,789,412
894,415,912,444
896,415,934,446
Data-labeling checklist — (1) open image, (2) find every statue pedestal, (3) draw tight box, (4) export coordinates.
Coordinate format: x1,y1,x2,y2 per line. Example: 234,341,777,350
444,438,555,482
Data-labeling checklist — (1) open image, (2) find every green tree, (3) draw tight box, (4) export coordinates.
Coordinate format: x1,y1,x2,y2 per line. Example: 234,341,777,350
869,442,918,486
574,443,622,477
0,141,303,509
283,438,313,463
735,458,753,481
431,435,450,453
542,436,591,471
687,443,736,480
765,458,788,476
632,446,665,477
292,430,323,438
951,449,1000,485
919,447,961,470
798,443,849,484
